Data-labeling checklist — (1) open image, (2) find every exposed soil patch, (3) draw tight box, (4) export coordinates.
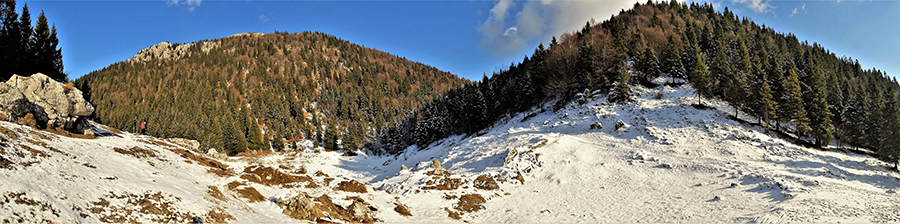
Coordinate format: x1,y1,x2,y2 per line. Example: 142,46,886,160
240,165,311,186
394,203,412,216
334,180,368,193
473,176,499,190
113,146,157,159
424,177,463,190
315,170,328,177
226,181,266,203
454,194,486,213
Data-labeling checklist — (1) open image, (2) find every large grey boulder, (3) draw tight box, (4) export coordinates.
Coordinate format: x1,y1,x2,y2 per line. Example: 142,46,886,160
0,73,95,133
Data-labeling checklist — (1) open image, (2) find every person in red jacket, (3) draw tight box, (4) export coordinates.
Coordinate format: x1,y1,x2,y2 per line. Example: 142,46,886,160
141,122,146,135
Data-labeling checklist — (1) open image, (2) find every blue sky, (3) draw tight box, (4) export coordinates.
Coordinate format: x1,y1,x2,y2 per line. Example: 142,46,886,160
20,0,900,81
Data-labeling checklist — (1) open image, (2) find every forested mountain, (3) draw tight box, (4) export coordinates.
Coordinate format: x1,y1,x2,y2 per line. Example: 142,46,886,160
374,0,900,167
75,31,469,155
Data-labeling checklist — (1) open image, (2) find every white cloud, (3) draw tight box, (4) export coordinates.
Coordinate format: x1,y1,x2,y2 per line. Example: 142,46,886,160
732,0,774,13
166,0,202,12
789,3,806,17
477,0,636,58
258,14,270,22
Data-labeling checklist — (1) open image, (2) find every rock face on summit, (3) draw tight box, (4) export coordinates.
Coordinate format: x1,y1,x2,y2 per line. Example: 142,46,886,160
0,73,94,132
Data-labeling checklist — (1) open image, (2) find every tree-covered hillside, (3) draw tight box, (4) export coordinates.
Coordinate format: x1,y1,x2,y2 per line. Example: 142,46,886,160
75,31,469,155
375,1,900,167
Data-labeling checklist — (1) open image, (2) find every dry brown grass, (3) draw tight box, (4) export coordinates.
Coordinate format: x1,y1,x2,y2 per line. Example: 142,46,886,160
62,82,75,93
87,191,196,223
0,125,17,141
423,177,463,191
454,194,485,213
207,186,227,201
394,203,412,217
45,127,95,139
205,208,235,223
226,181,266,203
473,176,499,190
305,181,319,188
334,180,367,193
445,207,461,220
240,165,312,187
207,168,236,177
15,113,37,129
113,146,157,159
235,149,273,157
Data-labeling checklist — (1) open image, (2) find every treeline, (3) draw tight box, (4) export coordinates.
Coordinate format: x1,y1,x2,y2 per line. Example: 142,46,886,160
372,0,900,167
0,0,65,82
76,31,468,155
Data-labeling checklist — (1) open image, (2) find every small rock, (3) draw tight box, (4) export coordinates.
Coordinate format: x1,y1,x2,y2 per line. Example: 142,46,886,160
590,122,603,130
614,120,629,132
400,165,409,171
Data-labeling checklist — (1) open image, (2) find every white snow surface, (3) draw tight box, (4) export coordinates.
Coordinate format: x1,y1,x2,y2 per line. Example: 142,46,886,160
1,80,899,223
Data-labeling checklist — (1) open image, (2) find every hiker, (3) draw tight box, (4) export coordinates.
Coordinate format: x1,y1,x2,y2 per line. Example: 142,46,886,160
141,121,146,134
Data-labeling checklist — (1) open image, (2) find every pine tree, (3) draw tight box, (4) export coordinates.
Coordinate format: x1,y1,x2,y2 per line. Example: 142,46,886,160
1,0,21,80
750,54,775,128
690,51,710,105
18,2,31,75
806,65,832,147
246,115,267,150
576,41,594,91
662,36,684,83
783,65,810,143
609,61,632,104
638,46,660,84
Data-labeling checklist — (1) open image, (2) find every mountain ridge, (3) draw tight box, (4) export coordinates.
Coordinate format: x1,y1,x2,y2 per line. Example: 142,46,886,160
75,31,470,155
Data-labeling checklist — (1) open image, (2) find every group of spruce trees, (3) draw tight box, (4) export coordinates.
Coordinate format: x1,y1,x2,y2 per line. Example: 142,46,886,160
0,0,65,82
373,1,900,168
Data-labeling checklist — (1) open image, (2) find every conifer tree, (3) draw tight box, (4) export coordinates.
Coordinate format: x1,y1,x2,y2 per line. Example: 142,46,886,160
17,3,32,74
246,115,267,150
750,55,775,128
690,51,710,105
609,61,632,104
783,65,810,143
1,0,21,80
806,65,833,147
662,36,684,83
638,46,659,84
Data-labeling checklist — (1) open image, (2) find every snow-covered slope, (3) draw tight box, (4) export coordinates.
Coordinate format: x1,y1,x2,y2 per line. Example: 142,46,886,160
1,79,898,223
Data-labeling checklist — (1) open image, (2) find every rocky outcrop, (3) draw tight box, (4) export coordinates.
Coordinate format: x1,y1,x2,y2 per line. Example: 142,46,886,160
0,73,94,133
127,41,219,63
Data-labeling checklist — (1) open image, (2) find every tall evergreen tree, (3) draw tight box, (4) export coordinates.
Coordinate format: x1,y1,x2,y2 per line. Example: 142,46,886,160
750,53,776,128
690,51,710,105
806,65,833,147
637,46,660,84
662,36,685,83
783,65,810,143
